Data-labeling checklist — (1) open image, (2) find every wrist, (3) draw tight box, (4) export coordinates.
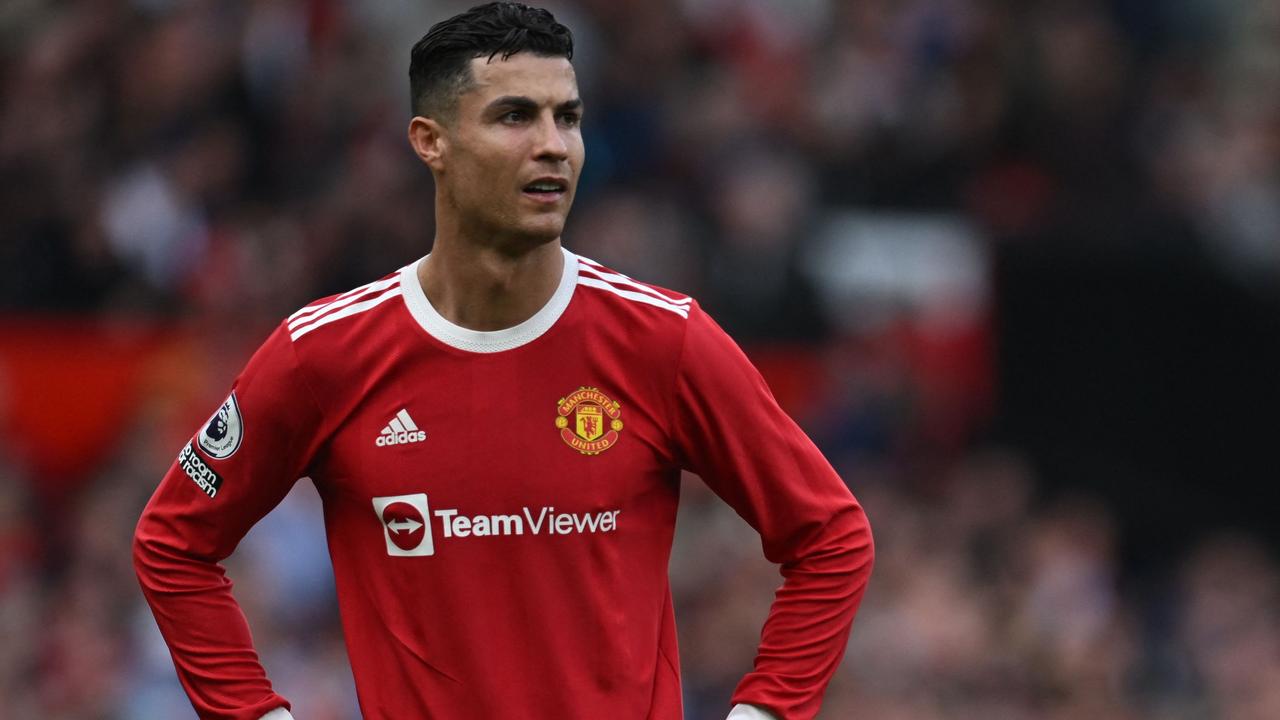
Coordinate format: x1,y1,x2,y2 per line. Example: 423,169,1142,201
727,703,779,720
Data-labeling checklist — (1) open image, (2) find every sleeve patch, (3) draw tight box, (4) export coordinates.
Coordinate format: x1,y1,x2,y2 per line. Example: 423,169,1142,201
179,442,223,498
197,392,244,460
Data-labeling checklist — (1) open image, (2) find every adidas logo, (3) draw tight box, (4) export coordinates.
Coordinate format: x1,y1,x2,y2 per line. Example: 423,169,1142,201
376,409,427,447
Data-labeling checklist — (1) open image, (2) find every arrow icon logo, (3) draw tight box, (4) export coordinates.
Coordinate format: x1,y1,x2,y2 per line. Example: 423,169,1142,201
387,517,423,534
372,494,434,557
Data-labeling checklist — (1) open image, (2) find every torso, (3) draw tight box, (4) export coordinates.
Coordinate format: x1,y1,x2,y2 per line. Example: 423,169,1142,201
288,248,693,718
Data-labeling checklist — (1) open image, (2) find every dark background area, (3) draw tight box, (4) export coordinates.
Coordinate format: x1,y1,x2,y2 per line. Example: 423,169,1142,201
998,245,1280,569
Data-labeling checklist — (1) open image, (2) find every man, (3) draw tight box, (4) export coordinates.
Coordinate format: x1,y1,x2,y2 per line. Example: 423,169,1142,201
133,3,873,719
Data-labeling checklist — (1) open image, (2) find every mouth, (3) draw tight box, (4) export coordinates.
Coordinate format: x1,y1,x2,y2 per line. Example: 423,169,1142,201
521,178,569,204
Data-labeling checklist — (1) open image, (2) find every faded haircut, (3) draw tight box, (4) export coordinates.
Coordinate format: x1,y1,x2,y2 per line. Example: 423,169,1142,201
409,2,574,121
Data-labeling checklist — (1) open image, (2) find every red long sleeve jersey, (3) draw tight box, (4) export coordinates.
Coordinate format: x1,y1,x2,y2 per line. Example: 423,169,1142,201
134,247,873,720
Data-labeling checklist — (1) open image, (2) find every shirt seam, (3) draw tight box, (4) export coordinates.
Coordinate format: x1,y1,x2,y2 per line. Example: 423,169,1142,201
664,300,695,468
284,321,329,480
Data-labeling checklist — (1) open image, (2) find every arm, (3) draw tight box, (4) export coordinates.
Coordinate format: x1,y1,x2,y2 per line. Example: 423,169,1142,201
673,303,874,720
134,324,324,720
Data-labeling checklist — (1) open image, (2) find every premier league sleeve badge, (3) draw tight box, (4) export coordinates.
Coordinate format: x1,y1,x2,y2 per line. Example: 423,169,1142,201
197,392,244,460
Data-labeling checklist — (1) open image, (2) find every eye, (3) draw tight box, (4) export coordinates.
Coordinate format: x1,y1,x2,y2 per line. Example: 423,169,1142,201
559,112,582,127
501,110,528,124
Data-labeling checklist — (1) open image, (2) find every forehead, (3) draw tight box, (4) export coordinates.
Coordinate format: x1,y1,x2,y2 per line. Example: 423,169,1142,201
463,53,578,105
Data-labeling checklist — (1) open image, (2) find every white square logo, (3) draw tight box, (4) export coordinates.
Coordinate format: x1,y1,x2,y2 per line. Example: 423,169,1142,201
372,493,434,557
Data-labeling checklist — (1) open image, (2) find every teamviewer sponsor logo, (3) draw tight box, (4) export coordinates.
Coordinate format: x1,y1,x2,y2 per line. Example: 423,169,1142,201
434,507,621,538
372,492,621,557
372,494,435,556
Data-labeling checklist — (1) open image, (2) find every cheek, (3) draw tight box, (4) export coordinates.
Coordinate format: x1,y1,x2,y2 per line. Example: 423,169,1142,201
569,137,586,175
448,152,523,222
453,153,504,199
469,149,519,190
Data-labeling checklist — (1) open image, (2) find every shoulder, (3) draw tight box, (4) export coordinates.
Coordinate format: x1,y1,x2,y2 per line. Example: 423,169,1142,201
283,266,409,350
569,253,754,376
570,251,696,327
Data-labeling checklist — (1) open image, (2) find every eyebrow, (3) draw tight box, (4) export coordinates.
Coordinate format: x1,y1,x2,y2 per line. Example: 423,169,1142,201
486,96,583,113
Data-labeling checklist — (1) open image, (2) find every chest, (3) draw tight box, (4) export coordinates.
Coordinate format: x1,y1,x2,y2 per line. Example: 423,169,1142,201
314,338,676,516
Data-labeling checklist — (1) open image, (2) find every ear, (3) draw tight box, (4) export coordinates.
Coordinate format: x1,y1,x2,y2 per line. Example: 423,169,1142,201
408,116,448,173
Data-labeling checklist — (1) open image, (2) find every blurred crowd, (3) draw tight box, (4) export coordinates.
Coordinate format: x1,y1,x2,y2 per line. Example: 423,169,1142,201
2,0,1279,718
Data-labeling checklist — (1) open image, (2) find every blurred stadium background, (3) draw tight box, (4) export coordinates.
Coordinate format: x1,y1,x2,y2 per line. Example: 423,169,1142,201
2,0,1279,718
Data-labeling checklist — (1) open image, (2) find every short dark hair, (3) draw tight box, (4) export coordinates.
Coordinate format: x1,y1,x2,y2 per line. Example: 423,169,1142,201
409,2,574,120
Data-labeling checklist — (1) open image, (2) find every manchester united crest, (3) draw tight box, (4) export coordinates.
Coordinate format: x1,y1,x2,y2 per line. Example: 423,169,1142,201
555,387,623,455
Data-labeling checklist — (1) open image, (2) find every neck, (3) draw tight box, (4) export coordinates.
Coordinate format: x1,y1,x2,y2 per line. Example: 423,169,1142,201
418,234,565,332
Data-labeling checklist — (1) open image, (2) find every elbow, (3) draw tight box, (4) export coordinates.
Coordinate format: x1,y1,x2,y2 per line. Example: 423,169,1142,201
818,500,875,593
835,500,875,585
132,512,161,586
132,508,193,591
852,501,874,570
820,503,874,614
780,502,874,584
132,507,228,596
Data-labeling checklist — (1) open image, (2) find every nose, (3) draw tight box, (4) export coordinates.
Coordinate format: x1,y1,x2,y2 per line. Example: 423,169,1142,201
533,112,569,162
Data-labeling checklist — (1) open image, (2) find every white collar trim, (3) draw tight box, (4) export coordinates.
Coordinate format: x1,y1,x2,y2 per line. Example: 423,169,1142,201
399,246,578,353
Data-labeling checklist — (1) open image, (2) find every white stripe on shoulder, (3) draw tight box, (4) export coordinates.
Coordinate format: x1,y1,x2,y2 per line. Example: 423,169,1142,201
577,262,691,306
290,286,403,341
578,277,690,318
287,276,401,328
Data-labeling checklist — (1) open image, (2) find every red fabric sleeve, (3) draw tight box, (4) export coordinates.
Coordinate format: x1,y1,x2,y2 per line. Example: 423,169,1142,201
133,323,324,720
672,303,874,720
